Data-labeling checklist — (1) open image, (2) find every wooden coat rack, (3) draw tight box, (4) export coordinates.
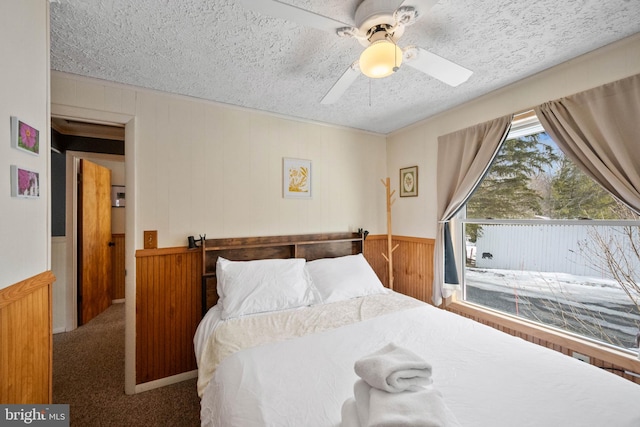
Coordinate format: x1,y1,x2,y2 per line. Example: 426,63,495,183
381,177,399,290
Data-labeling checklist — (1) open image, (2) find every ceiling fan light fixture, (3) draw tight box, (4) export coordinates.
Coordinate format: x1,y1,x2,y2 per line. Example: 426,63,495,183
359,39,403,79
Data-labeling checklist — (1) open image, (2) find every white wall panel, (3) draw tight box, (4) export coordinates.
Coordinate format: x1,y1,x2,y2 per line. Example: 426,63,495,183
75,81,106,111
0,0,50,290
51,236,67,333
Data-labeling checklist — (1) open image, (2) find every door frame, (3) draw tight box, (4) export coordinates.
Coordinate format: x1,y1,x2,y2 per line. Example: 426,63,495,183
52,104,136,395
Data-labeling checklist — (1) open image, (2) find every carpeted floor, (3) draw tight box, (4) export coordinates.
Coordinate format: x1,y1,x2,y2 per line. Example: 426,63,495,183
53,303,201,426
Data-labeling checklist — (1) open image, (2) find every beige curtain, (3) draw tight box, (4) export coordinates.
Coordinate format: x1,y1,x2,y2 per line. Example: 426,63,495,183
534,73,640,214
433,115,513,306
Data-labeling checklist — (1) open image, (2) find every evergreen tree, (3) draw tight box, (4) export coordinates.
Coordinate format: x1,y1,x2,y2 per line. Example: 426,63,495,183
466,134,558,241
468,134,556,219
551,157,619,219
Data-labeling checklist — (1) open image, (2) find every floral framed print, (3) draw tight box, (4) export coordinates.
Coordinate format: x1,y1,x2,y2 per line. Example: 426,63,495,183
399,166,418,197
283,158,312,199
11,116,40,155
11,165,40,198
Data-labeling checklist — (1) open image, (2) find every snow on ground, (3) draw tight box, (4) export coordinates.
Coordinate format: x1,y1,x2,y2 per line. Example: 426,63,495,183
465,267,640,351
465,267,637,307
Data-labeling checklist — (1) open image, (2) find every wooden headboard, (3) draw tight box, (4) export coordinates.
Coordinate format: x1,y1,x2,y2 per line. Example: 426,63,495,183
199,231,366,316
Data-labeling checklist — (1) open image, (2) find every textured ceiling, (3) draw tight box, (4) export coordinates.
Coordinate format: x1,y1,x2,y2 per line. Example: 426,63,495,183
50,0,640,135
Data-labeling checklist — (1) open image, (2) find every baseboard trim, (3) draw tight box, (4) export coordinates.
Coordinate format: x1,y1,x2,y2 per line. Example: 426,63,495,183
112,299,125,304
53,327,66,334
133,370,197,394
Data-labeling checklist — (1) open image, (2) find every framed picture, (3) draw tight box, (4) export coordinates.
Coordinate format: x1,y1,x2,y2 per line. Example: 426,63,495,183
111,185,125,207
11,116,40,155
283,158,312,199
11,165,40,198
399,166,418,197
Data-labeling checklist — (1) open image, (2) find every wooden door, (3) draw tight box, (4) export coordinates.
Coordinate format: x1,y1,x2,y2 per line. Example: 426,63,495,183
78,159,113,325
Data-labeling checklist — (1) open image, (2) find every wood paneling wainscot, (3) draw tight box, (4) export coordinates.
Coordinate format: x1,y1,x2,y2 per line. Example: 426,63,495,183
364,235,434,303
111,234,126,300
135,247,201,384
0,271,55,403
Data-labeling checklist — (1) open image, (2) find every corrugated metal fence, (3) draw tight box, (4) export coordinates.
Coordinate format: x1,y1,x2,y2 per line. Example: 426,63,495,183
472,223,640,280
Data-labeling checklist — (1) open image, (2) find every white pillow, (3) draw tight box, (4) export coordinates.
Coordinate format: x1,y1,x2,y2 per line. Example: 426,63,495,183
216,257,319,320
305,253,387,303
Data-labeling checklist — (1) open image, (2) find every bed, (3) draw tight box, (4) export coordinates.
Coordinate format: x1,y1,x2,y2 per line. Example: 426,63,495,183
194,233,640,427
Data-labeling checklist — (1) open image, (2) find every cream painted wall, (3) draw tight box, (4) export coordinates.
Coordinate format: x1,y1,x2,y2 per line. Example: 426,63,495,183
387,33,640,238
51,73,388,249
133,92,388,247
0,0,50,290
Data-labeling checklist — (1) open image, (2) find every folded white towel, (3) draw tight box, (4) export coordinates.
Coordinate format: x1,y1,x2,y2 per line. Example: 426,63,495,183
367,385,459,427
341,344,460,427
352,379,460,427
353,380,370,426
354,343,433,393
341,397,361,427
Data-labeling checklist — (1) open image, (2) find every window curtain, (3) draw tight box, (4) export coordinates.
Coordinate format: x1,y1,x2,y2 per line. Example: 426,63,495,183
433,115,513,306
534,73,640,215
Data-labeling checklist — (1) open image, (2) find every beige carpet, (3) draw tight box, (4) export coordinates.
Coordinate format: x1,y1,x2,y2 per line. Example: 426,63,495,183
53,303,201,426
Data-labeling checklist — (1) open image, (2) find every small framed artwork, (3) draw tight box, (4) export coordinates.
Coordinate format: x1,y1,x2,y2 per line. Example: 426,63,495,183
11,165,40,198
111,185,125,207
399,166,418,197
283,158,312,199
11,116,40,155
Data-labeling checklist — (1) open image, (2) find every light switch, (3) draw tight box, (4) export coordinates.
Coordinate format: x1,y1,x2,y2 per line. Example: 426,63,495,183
144,230,158,249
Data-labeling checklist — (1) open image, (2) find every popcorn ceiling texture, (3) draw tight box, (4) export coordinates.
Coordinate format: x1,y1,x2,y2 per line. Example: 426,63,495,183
50,0,640,134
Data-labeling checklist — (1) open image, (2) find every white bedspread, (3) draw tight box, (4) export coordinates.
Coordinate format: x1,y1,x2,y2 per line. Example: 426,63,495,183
197,292,422,396
200,299,640,427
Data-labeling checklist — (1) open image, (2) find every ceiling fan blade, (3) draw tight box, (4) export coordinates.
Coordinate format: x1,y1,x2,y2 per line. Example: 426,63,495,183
403,47,473,87
399,0,439,11
321,62,361,105
237,0,351,34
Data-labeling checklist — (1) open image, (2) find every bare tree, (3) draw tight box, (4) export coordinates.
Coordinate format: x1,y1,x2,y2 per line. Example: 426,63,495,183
577,204,640,349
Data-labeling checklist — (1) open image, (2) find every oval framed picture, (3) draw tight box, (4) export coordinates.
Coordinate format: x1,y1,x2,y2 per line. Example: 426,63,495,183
399,166,418,197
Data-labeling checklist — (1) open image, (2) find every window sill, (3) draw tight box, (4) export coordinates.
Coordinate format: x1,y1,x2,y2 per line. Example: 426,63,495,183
447,300,640,375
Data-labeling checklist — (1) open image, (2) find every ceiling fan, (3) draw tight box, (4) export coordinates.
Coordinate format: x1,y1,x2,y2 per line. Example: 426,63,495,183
237,0,473,104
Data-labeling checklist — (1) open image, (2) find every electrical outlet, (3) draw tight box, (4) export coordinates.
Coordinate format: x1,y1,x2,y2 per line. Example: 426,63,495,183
572,351,590,363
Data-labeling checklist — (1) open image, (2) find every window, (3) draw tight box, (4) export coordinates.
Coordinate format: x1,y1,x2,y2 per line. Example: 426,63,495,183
462,113,640,355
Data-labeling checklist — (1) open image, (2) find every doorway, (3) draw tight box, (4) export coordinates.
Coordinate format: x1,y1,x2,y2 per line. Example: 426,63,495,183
51,105,136,395
50,118,126,332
